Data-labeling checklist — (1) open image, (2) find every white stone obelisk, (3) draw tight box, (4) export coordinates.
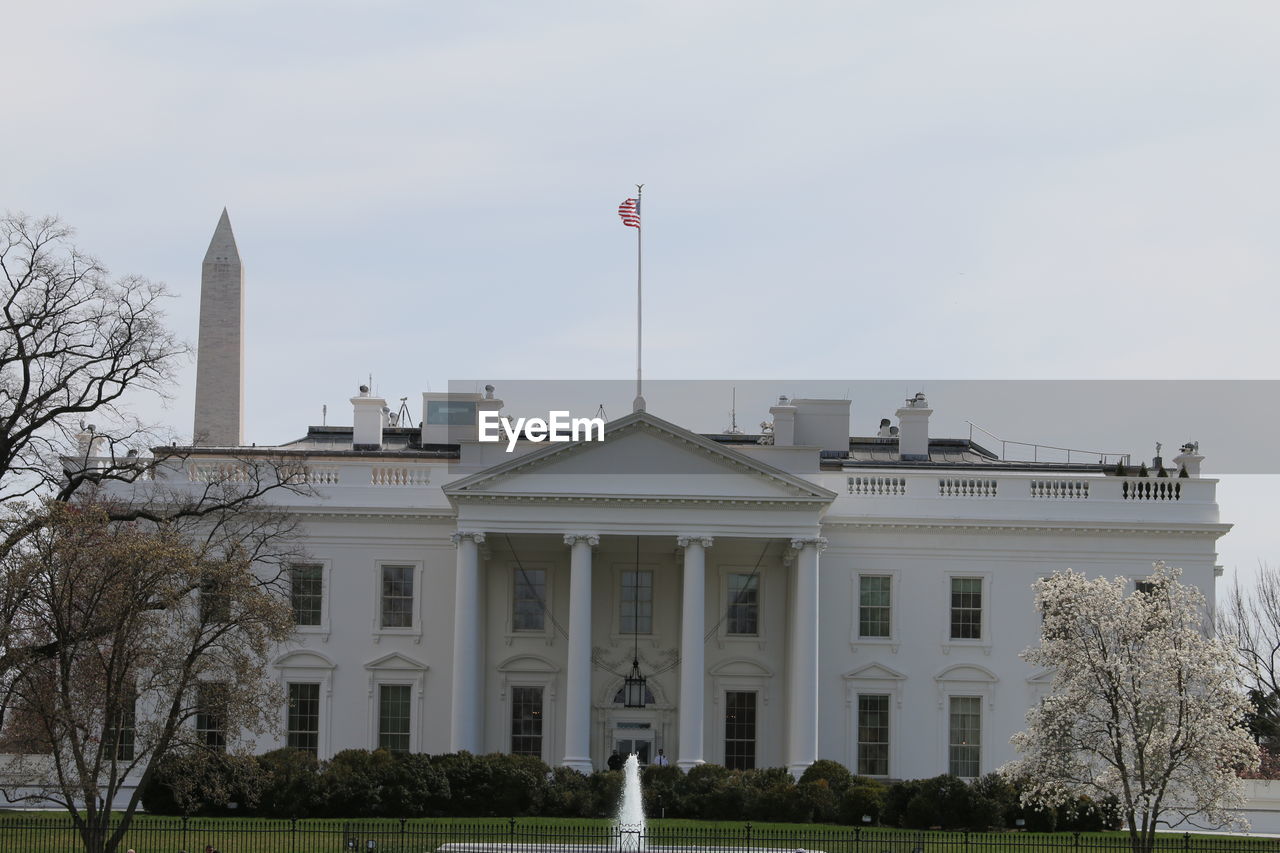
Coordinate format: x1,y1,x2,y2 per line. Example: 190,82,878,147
193,208,245,446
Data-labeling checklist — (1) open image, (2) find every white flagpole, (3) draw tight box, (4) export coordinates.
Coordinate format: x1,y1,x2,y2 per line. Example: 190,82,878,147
633,184,645,413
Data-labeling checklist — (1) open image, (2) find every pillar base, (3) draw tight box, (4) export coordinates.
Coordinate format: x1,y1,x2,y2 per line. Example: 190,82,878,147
676,759,705,771
561,757,594,774
786,762,813,780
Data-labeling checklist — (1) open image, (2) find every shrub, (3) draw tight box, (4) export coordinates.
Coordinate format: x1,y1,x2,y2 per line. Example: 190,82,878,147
140,750,266,816
641,764,683,818
796,779,839,824
254,748,325,818
543,766,592,817
678,763,731,818
799,759,855,796
587,769,623,818
321,749,396,817
383,753,450,817
899,775,971,829
881,778,922,827
431,752,549,816
837,778,886,826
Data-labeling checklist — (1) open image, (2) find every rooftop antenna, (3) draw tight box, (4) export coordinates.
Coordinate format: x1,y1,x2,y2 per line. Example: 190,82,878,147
322,404,327,426
724,386,743,434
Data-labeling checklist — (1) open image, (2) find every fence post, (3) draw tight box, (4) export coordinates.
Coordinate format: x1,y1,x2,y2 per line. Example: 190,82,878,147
1183,832,1191,851
1074,831,1080,852
510,817,517,847
964,829,969,853
401,817,407,848
290,816,297,853
745,822,752,852
182,814,188,853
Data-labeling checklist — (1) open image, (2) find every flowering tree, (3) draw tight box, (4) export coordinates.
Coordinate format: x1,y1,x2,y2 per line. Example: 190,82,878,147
1004,563,1258,853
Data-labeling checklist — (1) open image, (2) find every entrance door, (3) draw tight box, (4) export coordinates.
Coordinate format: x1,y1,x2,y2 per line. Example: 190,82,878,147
614,735,652,765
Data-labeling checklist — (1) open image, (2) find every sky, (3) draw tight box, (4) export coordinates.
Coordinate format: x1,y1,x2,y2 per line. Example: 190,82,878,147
3,2,1278,591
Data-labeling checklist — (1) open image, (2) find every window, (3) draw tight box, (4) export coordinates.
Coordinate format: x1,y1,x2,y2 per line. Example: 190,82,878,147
426,400,477,425
859,576,891,638
195,682,227,752
948,696,981,777
1136,580,1157,596
727,574,759,636
513,569,545,631
290,564,323,627
510,686,544,756
378,685,411,753
107,691,136,762
287,682,320,756
857,694,889,776
950,578,982,640
620,570,653,634
380,565,414,629
724,691,757,770
199,574,230,624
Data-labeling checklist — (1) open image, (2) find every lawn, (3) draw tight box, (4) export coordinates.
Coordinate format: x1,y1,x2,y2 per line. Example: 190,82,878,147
0,814,1269,853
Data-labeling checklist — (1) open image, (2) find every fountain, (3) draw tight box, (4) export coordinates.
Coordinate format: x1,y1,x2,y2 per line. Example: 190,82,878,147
438,753,819,853
616,754,647,849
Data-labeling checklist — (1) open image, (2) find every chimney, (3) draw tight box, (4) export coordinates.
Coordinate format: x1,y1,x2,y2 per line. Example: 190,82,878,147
896,392,932,461
1173,442,1203,478
769,396,797,446
352,385,386,450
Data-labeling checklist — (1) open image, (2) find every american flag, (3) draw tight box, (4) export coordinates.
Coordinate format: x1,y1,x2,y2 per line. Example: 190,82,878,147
618,198,640,228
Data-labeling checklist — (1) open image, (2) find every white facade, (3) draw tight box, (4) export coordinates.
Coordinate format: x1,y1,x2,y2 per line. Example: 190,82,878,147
154,394,1225,781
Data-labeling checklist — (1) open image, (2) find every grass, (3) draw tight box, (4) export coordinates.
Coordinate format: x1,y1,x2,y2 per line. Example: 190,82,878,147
0,814,1269,853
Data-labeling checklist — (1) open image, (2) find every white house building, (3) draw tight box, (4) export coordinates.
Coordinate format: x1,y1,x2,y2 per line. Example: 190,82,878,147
158,212,1228,781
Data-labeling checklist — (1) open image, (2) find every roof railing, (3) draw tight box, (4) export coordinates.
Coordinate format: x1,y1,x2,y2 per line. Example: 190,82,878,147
965,422,1131,467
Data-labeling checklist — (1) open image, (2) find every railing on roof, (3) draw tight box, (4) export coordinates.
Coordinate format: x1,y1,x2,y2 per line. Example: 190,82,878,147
966,422,1131,466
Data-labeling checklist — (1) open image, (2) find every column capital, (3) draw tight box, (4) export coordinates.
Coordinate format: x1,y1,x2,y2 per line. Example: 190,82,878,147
563,533,600,548
789,536,828,552
677,535,715,549
451,531,486,547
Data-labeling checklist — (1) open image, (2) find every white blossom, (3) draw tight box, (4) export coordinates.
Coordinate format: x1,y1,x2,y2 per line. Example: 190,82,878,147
1002,563,1258,853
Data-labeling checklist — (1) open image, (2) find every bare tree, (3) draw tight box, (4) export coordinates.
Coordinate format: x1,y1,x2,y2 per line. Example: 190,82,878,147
0,502,296,853
1219,565,1280,756
0,213,314,851
0,213,183,503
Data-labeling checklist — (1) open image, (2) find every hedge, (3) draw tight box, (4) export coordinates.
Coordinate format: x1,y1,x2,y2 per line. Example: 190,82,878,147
141,750,1117,830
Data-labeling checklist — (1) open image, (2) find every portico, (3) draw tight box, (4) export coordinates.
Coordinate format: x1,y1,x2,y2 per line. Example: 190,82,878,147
442,411,835,773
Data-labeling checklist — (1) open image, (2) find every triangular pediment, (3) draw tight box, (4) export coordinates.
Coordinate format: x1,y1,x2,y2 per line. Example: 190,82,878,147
1026,669,1055,685
843,663,908,682
364,652,428,671
445,412,835,504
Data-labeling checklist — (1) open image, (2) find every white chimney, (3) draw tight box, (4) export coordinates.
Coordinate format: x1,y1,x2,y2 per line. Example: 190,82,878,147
769,396,797,446
352,385,386,450
896,392,932,461
791,398,851,452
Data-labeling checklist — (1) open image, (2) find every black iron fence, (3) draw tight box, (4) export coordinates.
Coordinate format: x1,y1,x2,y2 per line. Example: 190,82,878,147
0,817,1274,853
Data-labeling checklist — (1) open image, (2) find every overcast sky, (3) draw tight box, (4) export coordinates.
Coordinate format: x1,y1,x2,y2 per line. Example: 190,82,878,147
3,2,1277,589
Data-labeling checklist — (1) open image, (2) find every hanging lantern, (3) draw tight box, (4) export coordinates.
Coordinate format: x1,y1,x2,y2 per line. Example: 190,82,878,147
623,657,647,708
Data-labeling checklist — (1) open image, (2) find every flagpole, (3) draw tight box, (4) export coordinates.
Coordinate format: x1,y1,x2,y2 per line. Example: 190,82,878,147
633,184,645,413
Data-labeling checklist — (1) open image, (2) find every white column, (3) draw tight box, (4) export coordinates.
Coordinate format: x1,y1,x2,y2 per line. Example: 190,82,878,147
562,533,599,773
450,531,486,753
677,535,713,770
787,536,826,778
